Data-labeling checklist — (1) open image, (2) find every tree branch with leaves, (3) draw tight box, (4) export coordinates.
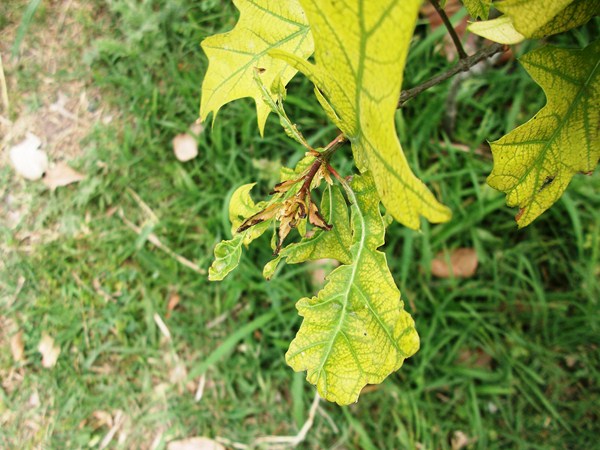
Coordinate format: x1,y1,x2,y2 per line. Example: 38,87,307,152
201,0,599,405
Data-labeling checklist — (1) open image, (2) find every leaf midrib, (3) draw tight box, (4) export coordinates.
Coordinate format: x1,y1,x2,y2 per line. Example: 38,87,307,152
314,185,367,382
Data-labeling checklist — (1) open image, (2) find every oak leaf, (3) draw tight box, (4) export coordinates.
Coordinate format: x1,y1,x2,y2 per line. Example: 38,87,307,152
468,0,599,45
286,173,419,405
200,0,313,135
488,42,600,227
271,0,451,229
463,0,491,19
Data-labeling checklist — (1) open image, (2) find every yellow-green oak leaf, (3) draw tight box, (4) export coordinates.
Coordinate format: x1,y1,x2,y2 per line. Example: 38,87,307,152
469,0,598,45
488,42,600,227
463,0,492,19
494,0,574,37
286,173,419,405
209,183,272,281
200,0,313,135
271,0,451,230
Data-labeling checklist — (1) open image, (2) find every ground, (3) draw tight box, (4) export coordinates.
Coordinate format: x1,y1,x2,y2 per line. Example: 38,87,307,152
1,1,599,449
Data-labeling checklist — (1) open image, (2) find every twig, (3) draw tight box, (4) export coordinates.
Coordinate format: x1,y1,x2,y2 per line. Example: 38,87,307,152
430,0,468,60
398,42,506,107
252,392,321,448
99,410,125,450
0,52,10,114
194,374,206,402
126,187,159,223
57,0,74,30
206,303,245,329
153,313,172,340
322,43,506,150
215,392,321,449
118,209,206,274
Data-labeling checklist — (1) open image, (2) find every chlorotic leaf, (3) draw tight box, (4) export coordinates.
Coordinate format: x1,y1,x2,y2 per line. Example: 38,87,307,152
463,0,492,19
208,233,245,281
530,0,600,39
286,173,420,405
209,183,274,281
229,183,258,232
469,0,598,44
488,42,600,227
494,0,574,37
200,0,313,135
264,185,352,279
229,183,271,244
467,16,525,45
271,0,451,230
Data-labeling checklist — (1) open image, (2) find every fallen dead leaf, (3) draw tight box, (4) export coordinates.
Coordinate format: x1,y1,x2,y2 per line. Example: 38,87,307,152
10,330,25,362
9,133,48,180
166,291,181,318
173,133,198,162
91,410,114,429
28,391,40,408
189,119,205,136
565,355,577,368
167,437,225,450
42,162,85,190
37,333,61,368
431,248,478,278
456,347,492,369
451,430,475,450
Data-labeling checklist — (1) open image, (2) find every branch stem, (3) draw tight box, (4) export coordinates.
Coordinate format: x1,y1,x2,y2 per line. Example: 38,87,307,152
430,0,468,60
309,43,506,165
300,157,324,193
398,42,506,107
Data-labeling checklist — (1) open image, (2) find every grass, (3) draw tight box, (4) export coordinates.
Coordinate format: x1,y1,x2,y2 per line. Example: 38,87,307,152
1,1,599,448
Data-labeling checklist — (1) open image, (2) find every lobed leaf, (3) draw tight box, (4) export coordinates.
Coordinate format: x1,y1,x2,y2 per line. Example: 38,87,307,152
463,0,492,20
200,0,313,135
469,0,598,45
530,0,600,39
488,41,600,227
209,183,273,281
271,0,451,230
286,173,419,405
208,233,245,281
467,16,526,45
494,0,574,37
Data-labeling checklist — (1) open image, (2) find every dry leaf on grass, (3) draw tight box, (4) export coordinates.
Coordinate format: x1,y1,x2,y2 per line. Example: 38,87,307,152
451,430,476,450
43,162,85,190
92,410,114,429
173,133,198,162
166,291,181,318
189,120,205,136
431,248,478,278
10,330,25,362
9,133,48,180
167,437,225,450
28,391,41,408
37,333,61,368
456,347,492,369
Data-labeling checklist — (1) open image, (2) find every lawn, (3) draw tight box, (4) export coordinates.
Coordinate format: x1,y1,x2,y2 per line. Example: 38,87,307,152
1,1,599,449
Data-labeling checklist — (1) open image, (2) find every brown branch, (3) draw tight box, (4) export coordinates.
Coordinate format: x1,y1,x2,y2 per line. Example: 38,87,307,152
300,157,324,194
430,0,468,60
398,42,506,108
